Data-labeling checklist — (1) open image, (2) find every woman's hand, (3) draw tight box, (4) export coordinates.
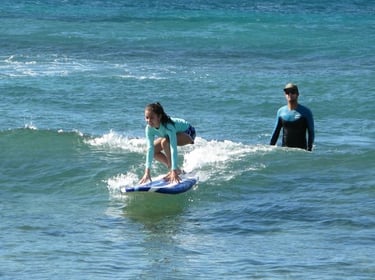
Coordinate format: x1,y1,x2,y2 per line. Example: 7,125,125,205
139,169,151,184
164,170,181,184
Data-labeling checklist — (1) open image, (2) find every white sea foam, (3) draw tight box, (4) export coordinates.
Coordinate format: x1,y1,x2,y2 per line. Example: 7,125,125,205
85,130,145,153
107,171,139,195
103,133,270,193
2,54,110,77
24,122,38,130
181,138,270,182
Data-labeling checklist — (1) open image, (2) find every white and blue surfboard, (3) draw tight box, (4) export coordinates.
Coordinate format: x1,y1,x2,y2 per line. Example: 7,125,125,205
121,174,198,195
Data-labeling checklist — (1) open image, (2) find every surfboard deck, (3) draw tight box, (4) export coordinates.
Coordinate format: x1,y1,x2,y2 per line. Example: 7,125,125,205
121,174,198,195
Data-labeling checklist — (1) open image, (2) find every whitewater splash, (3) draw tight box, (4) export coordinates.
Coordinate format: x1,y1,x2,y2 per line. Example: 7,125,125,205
85,130,145,153
85,130,271,194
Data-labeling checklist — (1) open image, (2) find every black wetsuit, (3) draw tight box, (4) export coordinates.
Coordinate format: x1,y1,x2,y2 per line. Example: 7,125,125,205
270,104,315,151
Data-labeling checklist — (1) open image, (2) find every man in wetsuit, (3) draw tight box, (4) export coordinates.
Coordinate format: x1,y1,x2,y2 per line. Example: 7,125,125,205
270,83,315,151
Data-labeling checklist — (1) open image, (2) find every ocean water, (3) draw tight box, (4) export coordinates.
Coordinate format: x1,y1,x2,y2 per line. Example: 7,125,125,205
1,0,374,279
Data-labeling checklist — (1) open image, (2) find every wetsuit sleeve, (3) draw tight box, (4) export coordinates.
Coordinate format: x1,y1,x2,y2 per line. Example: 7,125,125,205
145,126,154,168
270,114,282,146
166,124,179,170
306,110,315,151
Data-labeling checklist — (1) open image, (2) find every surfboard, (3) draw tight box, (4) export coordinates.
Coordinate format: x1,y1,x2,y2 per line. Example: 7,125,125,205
121,174,198,195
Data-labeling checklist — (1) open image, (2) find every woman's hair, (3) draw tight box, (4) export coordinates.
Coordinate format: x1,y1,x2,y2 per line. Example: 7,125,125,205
145,102,174,126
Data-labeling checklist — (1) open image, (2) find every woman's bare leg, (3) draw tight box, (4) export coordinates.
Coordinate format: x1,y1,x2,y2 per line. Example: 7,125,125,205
154,133,194,171
153,138,169,168
177,132,194,146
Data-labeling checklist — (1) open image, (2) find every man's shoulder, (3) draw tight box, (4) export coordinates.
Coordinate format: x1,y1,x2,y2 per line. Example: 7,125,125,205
297,104,313,115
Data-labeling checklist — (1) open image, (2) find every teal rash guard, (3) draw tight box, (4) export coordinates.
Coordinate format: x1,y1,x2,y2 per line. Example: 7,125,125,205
145,117,191,170
270,104,315,151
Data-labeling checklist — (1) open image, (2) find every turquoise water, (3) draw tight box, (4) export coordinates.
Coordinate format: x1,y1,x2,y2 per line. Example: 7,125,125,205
1,1,374,279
